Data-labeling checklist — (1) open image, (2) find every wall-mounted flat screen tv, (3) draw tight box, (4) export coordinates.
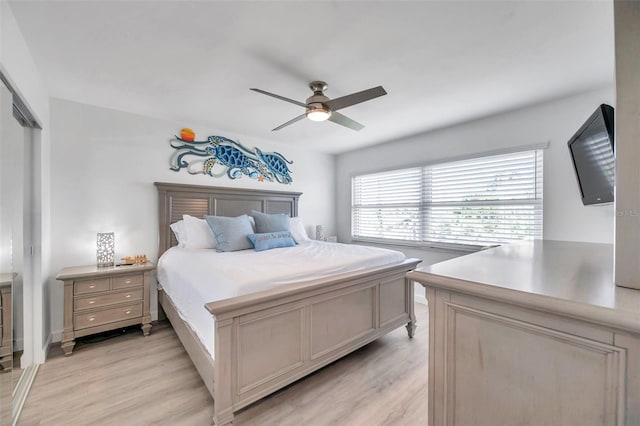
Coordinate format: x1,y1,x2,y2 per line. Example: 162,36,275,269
567,104,615,205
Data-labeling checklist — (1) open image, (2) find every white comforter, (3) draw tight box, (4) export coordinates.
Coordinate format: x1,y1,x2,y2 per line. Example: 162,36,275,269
157,241,405,356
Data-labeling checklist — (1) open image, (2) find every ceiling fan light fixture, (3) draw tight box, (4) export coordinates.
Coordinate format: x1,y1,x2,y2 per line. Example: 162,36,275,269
306,103,332,122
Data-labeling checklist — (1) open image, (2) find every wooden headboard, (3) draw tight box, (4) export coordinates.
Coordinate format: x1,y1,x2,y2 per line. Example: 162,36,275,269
155,182,302,256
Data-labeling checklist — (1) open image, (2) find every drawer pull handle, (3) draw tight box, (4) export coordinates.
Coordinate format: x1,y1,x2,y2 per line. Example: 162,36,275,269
88,300,95,305
125,280,132,284
88,317,96,322
125,310,132,315
89,285,96,289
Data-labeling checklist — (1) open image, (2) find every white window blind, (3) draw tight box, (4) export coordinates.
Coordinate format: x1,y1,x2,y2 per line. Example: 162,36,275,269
352,149,543,250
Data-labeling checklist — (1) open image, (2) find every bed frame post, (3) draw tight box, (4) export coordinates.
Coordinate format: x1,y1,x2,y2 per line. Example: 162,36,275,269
213,318,234,426
405,277,417,338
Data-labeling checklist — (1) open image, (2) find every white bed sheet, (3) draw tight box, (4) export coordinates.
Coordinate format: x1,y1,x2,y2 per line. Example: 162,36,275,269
157,241,405,357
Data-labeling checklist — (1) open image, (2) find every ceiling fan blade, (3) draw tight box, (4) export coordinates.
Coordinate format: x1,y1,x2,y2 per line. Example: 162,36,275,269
272,114,306,131
328,111,365,131
324,86,387,111
250,88,307,108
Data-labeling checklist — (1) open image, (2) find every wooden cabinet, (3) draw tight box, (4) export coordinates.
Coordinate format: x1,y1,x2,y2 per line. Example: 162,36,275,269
0,274,13,369
56,263,155,356
408,240,640,426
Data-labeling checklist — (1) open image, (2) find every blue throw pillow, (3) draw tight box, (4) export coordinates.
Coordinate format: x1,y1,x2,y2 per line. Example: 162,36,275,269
247,232,296,252
204,215,254,252
250,210,290,234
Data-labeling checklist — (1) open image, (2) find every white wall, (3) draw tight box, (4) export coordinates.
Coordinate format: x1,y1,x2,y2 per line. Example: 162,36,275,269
48,97,336,341
1,1,50,364
336,87,616,270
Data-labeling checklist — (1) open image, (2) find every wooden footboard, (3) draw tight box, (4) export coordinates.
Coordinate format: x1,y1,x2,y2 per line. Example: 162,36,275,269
205,258,420,426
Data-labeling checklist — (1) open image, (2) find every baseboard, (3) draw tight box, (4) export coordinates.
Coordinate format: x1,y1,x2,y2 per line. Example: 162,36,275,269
12,363,39,426
415,292,427,305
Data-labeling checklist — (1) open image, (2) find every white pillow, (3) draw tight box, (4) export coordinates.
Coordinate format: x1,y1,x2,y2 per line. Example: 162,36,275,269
289,217,310,243
170,220,187,248
182,214,217,249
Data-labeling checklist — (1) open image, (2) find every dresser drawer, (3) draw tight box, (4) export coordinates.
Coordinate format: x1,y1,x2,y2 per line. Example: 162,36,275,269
74,288,144,311
112,274,143,290
74,278,110,295
74,303,142,330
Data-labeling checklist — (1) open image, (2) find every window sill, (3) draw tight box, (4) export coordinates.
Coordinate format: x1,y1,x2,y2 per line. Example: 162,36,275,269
351,237,486,254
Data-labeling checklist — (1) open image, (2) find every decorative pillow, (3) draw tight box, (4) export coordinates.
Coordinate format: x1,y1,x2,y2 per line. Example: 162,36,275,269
169,220,187,248
204,214,254,252
289,217,310,243
182,215,217,249
247,232,296,252
250,210,290,233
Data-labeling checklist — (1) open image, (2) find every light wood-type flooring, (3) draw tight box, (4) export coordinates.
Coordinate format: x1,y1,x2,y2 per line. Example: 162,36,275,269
19,304,428,426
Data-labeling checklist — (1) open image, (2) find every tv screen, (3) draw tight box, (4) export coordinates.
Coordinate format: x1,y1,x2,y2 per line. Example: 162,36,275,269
567,104,615,205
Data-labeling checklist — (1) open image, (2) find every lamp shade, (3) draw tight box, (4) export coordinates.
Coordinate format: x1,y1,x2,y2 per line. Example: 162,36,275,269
97,232,115,267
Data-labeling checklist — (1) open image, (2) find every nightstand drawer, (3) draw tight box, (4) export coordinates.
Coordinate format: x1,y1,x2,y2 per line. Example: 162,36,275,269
74,278,110,295
74,303,142,330
74,288,144,311
112,274,143,290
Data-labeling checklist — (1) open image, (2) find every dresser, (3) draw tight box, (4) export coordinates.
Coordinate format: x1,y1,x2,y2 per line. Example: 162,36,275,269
56,263,155,356
0,274,13,369
408,240,640,426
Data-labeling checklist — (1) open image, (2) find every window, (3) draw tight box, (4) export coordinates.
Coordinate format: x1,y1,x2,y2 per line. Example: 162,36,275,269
352,149,543,250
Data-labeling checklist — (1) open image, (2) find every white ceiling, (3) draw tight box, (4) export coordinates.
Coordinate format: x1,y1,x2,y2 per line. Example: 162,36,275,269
10,0,614,154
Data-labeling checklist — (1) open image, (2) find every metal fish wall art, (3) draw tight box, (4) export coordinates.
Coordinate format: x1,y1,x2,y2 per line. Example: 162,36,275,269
169,133,293,184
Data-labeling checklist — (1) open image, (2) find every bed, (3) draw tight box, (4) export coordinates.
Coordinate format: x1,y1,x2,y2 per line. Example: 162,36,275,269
155,182,421,425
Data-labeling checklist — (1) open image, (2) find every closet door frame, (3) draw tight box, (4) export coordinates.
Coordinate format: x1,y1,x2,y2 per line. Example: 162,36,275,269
0,71,43,425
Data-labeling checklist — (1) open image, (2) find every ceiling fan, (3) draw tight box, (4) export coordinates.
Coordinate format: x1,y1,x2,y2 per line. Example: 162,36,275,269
250,81,387,131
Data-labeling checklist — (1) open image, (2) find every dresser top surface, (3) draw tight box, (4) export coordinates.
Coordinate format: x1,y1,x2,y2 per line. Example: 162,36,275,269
56,263,156,281
0,273,16,287
408,239,640,332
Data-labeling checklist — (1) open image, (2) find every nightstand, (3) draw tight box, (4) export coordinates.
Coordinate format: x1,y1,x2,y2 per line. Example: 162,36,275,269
56,263,155,356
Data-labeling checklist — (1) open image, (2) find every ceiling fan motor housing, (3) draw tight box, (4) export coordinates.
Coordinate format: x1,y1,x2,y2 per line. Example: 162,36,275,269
306,82,332,120
306,81,329,110
306,98,330,111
